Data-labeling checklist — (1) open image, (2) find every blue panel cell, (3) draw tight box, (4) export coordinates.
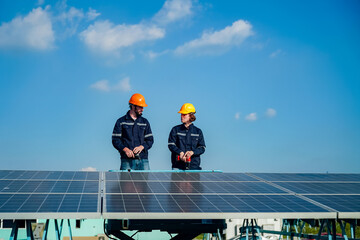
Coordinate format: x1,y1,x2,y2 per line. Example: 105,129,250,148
305,195,360,212
275,182,360,194
251,173,360,182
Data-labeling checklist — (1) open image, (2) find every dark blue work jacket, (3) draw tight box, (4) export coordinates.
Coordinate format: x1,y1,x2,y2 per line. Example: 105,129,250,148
112,111,154,160
168,123,206,170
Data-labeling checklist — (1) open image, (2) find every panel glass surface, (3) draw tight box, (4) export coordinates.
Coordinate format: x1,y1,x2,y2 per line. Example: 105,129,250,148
105,194,329,213
105,181,286,194
0,170,99,181
251,173,360,182
105,172,258,182
274,182,360,194
305,195,360,212
0,193,99,213
0,180,99,193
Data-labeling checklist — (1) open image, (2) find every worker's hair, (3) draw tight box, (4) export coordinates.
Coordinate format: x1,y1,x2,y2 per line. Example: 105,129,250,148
129,103,134,110
189,113,196,122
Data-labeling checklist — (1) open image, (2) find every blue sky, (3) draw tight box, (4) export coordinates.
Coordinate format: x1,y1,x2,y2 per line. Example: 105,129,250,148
0,0,359,173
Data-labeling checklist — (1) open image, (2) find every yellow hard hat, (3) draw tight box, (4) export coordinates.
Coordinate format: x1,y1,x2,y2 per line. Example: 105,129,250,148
129,93,148,107
178,103,196,114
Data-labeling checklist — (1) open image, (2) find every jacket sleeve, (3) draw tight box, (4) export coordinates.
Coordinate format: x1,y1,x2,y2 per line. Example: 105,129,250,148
112,120,125,152
193,129,206,156
142,120,154,150
168,127,182,155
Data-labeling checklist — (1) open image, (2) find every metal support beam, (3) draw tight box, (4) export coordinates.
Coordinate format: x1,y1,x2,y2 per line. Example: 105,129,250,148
26,220,34,240
317,219,325,240
10,221,19,240
331,219,337,240
339,220,349,240
54,219,61,240
42,220,49,240
67,219,73,240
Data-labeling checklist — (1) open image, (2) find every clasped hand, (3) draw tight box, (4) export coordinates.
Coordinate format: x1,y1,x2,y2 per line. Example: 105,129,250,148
123,146,144,158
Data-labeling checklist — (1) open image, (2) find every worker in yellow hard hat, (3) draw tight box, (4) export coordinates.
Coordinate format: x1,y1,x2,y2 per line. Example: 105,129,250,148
112,93,154,170
168,103,206,170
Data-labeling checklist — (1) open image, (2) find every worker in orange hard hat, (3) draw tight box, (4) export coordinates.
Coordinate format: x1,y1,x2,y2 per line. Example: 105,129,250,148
168,103,206,170
112,93,154,170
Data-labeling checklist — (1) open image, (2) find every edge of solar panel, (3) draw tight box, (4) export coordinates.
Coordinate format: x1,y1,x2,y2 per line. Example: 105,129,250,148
101,212,337,219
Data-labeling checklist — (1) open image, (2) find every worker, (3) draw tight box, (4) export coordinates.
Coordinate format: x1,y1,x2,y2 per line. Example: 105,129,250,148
168,103,206,170
112,93,154,170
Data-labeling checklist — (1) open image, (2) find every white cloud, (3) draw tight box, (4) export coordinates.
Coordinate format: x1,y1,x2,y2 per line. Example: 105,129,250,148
87,8,100,21
90,77,131,92
90,79,110,92
59,6,84,21
153,0,193,25
80,166,97,171
55,4,100,38
265,108,277,118
114,77,131,92
144,50,169,59
80,20,165,53
245,113,257,122
270,49,282,58
235,112,241,120
0,7,54,50
175,20,253,55
37,0,45,5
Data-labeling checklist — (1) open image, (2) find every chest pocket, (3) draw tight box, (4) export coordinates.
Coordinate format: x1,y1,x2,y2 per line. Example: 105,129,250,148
191,134,200,148
176,132,187,145
122,124,133,138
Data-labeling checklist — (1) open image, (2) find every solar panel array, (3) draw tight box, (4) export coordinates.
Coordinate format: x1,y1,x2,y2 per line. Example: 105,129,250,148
0,170,359,219
0,170,101,219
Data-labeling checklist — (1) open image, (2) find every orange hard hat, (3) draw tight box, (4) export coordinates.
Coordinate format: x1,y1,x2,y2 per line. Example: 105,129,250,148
129,93,148,107
178,103,196,114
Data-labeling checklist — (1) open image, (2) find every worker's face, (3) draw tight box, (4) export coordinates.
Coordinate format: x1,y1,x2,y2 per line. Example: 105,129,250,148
134,105,143,117
181,114,190,124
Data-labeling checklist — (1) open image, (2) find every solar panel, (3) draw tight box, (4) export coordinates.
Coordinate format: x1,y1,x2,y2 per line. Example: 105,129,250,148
249,173,360,182
272,182,360,194
304,195,360,218
105,172,258,182
0,170,101,219
0,170,99,181
102,172,339,219
105,181,287,194
1,170,359,220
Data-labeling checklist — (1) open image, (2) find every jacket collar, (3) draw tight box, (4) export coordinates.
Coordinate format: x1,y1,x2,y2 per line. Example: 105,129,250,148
182,122,193,130
125,110,142,121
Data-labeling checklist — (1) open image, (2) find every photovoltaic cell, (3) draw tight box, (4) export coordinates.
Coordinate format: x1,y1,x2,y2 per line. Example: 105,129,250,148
105,181,286,194
0,193,99,213
250,173,360,182
105,172,258,182
274,182,360,194
0,170,99,181
104,194,330,214
0,180,99,193
304,195,360,212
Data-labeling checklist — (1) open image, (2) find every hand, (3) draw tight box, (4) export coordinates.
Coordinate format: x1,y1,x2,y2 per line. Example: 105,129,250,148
179,152,186,162
184,151,194,159
133,145,144,155
123,147,135,158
